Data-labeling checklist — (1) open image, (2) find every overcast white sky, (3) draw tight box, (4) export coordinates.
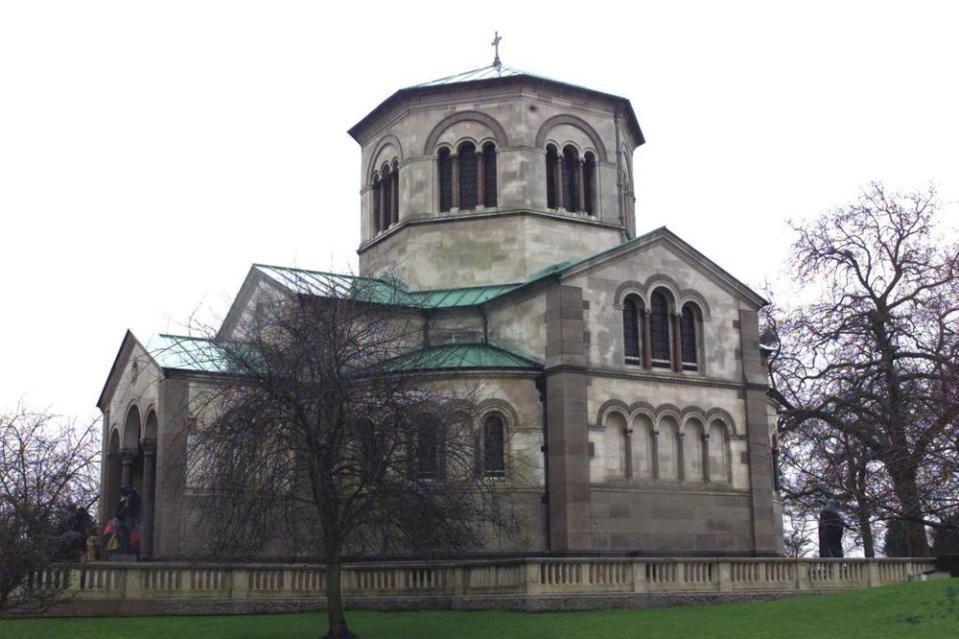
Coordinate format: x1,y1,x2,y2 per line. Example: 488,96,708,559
1,1,957,420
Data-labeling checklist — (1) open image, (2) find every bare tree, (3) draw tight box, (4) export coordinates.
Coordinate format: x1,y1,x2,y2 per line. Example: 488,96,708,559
189,273,516,639
767,183,959,557
0,406,99,615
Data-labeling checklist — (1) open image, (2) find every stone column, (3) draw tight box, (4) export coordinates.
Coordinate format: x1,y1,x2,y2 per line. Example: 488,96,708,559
651,431,660,479
676,432,686,481
390,168,399,225
576,159,586,212
451,154,460,210
555,156,565,210
140,440,157,560
702,433,711,483
641,310,652,369
671,313,683,372
476,151,485,208
119,448,136,489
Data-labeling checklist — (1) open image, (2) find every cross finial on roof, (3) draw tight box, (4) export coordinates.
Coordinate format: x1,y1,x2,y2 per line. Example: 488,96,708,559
491,31,502,67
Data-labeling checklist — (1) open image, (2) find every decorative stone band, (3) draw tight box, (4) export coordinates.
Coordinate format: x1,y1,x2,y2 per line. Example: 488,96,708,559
22,557,938,617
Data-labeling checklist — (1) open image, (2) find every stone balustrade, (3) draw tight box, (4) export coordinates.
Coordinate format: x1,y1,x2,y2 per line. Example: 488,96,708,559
28,557,938,616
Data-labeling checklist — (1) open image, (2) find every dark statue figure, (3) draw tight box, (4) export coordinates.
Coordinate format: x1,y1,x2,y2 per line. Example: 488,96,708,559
52,504,95,561
819,499,845,558
102,487,143,559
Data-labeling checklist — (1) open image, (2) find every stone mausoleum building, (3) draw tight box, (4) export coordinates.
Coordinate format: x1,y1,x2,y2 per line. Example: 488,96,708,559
97,55,785,561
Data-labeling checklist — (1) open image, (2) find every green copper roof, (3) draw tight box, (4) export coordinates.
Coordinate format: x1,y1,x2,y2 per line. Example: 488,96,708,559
148,334,234,373
408,283,523,308
387,343,541,372
254,264,419,306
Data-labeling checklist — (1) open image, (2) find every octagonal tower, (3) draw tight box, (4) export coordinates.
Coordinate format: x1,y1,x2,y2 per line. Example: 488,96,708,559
348,62,644,289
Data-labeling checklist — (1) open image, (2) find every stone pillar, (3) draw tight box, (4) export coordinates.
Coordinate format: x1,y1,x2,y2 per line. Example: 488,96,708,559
676,432,686,481
651,431,660,479
739,308,781,555
451,154,460,210
390,168,399,225
555,156,565,210
119,449,136,489
476,151,485,208
140,440,157,560
671,313,683,372
641,310,652,369
576,159,586,212
544,284,590,553
702,433,711,483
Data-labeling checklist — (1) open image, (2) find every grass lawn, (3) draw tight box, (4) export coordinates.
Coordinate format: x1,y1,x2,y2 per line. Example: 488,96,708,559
2,578,957,639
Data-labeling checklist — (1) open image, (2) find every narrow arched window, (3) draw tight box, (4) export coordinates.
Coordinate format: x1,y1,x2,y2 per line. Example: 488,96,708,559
623,295,642,365
390,160,399,226
583,152,596,215
708,420,729,483
562,146,579,212
483,142,497,208
380,163,392,231
416,419,443,479
438,148,452,212
458,142,478,210
483,414,506,478
650,290,671,368
372,174,382,233
546,145,559,209
681,303,700,371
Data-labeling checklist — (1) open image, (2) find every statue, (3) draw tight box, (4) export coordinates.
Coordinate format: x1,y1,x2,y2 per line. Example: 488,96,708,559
102,487,143,558
818,499,845,558
52,503,95,561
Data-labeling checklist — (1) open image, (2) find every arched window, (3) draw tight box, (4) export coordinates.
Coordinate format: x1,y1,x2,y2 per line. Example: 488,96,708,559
583,152,596,215
680,303,701,371
458,142,478,210
623,295,643,365
416,417,444,480
372,173,382,232
482,413,506,478
650,290,672,368
482,142,497,207
390,160,399,226
438,147,453,212
562,146,579,212
546,145,559,209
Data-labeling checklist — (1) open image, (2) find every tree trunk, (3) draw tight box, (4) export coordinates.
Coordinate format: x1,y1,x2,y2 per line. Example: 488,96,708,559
324,557,355,639
857,511,875,558
889,468,931,557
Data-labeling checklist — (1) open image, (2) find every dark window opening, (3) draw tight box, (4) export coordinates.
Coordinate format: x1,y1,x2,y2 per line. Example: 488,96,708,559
681,304,699,371
458,142,477,210
483,414,506,478
623,296,641,364
546,145,558,209
650,290,671,366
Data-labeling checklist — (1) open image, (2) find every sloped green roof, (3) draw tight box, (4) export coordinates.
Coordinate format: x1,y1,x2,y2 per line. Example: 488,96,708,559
407,283,523,308
148,334,235,373
387,343,541,372
254,264,419,306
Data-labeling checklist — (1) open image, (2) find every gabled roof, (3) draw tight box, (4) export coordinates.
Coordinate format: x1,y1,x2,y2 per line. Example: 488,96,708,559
348,63,644,147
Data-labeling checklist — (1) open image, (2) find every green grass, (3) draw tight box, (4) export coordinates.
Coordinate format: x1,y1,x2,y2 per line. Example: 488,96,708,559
2,579,958,639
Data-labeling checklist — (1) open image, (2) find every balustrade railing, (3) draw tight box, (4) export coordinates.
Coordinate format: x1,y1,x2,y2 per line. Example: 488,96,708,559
23,557,937,611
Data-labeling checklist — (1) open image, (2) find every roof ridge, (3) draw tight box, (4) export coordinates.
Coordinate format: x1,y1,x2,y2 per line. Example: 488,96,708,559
253,263,392,285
